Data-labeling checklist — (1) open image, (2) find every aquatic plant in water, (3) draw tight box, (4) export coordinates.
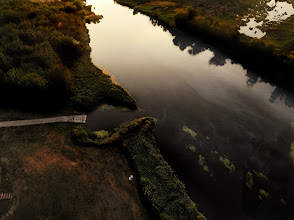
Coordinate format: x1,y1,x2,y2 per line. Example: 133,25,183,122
219,156,235,173
198,155,213,176
182,125,197,138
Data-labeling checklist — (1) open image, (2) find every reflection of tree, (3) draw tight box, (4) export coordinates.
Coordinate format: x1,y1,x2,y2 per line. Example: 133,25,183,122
246,70,259,87
269,87,294,108
148,16,229,66
208,54,227,66
146,15,294,108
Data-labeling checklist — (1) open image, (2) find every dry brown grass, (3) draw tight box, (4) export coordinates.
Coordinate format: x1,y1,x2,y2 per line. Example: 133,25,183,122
0,124,151,219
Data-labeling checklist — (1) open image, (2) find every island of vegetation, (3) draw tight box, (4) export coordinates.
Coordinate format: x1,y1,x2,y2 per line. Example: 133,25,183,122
115,0,294,88
0,0,206,219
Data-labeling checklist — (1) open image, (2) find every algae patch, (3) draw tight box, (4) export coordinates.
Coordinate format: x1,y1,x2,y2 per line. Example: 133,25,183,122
253,170,269,182
182,125,197,138
219,156,235,173
281,199,287,206
198,155,213,176
246,171,254,189
258,188,271,200
188,145,197,152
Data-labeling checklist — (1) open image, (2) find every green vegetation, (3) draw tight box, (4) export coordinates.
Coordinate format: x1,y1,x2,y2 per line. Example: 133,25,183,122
73,117,206,220
188,145,197,152
0,0,136,110
258,188,271,200
182,125,197,138
253,170,269,182
245,170,269,190
72,117,155,145
218,155,235,173
281,198,287,206
246,171,254,189
198,155,213,176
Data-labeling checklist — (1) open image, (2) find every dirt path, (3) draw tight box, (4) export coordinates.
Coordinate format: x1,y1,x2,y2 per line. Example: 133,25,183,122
0,115,87,128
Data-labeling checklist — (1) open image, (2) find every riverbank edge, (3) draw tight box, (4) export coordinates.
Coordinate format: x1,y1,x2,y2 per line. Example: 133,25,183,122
72,117,207,220
69,1,138,111
115,0,294,92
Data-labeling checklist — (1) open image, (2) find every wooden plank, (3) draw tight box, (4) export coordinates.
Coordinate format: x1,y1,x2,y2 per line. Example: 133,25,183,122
0,115,87,128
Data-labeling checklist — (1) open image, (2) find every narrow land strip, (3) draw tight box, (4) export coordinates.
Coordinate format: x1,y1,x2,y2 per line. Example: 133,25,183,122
0,115,87,128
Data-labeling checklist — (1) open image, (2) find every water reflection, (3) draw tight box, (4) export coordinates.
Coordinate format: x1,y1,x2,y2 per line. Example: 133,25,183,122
147,15,294,108
269,87,294,108
86,1,294,219
149,17,230,66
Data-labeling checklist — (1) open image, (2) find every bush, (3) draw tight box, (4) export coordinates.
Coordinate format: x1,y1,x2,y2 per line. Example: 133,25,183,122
0,51,13,72
0,0,136,110
20,73,48,89
73,0,83,11
50,35,83,66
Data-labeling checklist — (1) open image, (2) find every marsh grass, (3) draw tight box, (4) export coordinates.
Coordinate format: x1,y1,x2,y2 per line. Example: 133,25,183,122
72,117,207,220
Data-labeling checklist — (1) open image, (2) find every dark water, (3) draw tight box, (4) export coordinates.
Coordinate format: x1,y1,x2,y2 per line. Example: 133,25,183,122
85,0,294,219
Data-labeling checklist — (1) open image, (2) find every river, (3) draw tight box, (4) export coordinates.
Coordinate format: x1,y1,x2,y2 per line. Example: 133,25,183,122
85,0,294,219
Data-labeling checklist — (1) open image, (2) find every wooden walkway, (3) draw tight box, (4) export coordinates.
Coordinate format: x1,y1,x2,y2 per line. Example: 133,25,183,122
0,115,87,128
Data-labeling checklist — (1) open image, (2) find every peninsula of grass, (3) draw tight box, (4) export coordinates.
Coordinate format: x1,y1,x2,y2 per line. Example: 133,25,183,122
115,0,294,89
0,0,136,111
72,117,207,220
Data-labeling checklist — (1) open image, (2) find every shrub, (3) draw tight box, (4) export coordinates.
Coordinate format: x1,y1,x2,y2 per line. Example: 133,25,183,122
73,0,83,11
0,51,12,72
20,73,48,89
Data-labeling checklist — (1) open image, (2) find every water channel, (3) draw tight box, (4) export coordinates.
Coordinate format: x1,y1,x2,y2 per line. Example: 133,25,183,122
85,0,294,219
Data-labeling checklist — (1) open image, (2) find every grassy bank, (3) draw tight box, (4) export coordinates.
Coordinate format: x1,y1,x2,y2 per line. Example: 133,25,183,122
0,123,150,219
73,117,207,220
115,0,294,89
0,0,136,111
